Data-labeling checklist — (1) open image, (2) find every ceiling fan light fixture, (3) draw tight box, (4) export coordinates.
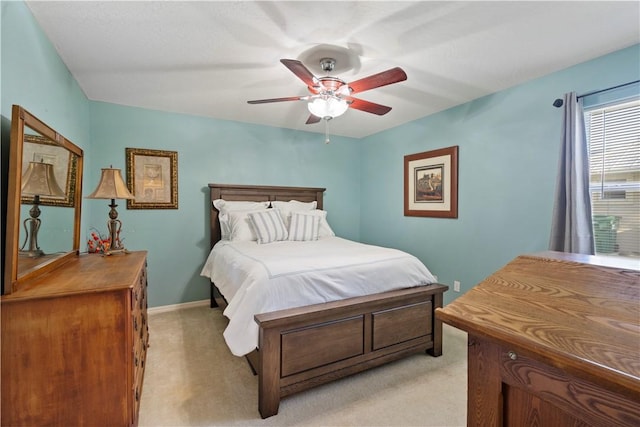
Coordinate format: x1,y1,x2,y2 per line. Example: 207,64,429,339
307,96,348,119
248,58,406,124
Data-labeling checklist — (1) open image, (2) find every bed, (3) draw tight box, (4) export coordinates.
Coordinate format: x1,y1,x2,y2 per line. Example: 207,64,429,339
202,183,448,418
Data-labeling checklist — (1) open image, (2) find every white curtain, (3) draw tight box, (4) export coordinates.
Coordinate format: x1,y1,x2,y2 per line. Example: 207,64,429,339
549,92,595,254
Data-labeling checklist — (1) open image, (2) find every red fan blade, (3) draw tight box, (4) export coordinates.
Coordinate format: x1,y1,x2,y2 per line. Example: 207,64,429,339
347,97,392,115
247,96,306,104
281,59,319,89
306,114,321,124
348,67,407,94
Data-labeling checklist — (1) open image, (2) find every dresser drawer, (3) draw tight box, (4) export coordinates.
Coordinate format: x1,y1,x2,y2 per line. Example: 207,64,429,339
131,263,147,311
130,258,149,427
499,347,640,426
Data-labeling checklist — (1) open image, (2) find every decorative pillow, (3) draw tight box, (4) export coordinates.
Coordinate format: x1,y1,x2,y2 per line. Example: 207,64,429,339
288,212,321,241
212,199,269,240
227,209,269,242
271,200,318,228
248,209,288,244
294,209,335,238
269,201,335,237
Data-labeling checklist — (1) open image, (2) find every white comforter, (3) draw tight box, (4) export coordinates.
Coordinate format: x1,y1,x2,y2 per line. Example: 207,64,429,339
200,237,436,356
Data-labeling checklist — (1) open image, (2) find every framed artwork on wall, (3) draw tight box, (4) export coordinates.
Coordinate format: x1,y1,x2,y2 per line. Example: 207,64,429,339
125,147,178,209
404,145,458,218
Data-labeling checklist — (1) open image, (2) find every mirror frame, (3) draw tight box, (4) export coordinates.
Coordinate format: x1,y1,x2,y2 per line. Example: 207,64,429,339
3,105,84,294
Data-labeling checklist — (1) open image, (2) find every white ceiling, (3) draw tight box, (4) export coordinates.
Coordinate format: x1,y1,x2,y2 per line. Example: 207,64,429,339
25,1,640,139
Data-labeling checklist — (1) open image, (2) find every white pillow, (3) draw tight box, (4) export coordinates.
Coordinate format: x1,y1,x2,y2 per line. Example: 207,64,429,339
271,200,317,211
212,199,269,240
271,200,317,228
248,209,288,244
227,209,269,242
212,199,269,213
288,212,321,241
288,200,318,210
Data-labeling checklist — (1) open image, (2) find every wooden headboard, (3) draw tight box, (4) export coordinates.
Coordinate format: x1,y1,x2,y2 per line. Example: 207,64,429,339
208,183,326,249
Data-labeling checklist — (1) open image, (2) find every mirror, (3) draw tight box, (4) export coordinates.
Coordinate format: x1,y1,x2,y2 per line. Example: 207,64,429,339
3,105,83,294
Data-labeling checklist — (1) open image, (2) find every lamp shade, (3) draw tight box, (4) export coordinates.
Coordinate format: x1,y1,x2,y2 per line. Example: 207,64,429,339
308,96,349,119
21,161,65,197
86,167,135,200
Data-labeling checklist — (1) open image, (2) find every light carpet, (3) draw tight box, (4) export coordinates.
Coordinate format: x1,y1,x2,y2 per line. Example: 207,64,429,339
138,304,468,427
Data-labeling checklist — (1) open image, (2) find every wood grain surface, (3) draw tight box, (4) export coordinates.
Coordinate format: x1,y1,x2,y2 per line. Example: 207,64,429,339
437,251,640,426
1,251,149,426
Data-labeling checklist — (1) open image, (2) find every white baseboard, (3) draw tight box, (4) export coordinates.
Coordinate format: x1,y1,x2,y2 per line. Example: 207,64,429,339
148,299,209,314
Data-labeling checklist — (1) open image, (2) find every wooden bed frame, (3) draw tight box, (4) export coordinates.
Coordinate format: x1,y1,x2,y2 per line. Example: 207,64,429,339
207,183,448,418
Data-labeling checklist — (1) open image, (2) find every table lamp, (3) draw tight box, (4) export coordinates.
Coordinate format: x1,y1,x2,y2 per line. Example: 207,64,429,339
20,161,66,257
86,166,135,255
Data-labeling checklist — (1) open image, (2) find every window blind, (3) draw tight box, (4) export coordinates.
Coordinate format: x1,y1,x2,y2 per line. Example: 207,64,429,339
584,99,640,257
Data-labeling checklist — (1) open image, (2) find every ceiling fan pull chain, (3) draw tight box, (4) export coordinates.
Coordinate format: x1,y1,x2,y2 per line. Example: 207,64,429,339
324,118,331,144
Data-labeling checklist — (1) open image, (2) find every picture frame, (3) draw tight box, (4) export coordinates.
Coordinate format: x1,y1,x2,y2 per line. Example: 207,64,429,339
404,145,458,218
125,148,178,209
21,134,78,207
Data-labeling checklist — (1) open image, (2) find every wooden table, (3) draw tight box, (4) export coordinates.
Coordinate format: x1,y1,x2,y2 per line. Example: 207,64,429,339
436,251,640,426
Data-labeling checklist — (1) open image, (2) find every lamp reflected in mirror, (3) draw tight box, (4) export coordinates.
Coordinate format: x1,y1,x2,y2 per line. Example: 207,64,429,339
19,161,66,258
86,167,135,255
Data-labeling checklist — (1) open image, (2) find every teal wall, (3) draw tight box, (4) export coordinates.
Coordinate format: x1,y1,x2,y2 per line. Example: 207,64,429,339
0,2,90,146
87,103,361,306
2,1,639,306
1,1,90,288
1,0,361,307
361,45,640,301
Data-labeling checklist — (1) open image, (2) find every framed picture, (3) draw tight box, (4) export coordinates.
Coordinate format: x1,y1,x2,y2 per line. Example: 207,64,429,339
404,145,458,218
21,134,78,207
126,148,178,209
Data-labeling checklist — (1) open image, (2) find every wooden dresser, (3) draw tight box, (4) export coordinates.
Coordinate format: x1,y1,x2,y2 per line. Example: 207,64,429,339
1,251,149,427
436,251,639,427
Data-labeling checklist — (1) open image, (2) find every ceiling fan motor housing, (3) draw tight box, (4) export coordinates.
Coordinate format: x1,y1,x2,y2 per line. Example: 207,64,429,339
308,76,349,96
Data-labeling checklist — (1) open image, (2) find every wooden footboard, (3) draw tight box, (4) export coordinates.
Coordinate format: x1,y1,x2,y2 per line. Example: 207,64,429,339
205,184,448,418
254,284,448,418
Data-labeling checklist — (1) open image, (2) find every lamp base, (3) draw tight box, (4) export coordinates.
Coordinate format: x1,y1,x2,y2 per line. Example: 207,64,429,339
19,249,45,258
102,247,129,256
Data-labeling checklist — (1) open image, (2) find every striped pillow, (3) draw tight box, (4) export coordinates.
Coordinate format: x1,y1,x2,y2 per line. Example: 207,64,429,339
288,212,321,241
248,209,288,244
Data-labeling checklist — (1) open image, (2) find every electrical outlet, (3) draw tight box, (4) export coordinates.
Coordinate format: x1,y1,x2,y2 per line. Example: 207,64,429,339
454,280,461,292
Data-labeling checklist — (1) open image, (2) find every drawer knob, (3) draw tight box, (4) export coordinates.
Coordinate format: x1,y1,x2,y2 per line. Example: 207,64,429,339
508,351,517,360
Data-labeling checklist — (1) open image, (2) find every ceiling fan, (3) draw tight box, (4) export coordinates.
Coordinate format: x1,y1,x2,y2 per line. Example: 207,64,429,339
247,58,407,124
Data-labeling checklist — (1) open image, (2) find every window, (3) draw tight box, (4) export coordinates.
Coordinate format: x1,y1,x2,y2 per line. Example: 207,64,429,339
584,98,640,258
